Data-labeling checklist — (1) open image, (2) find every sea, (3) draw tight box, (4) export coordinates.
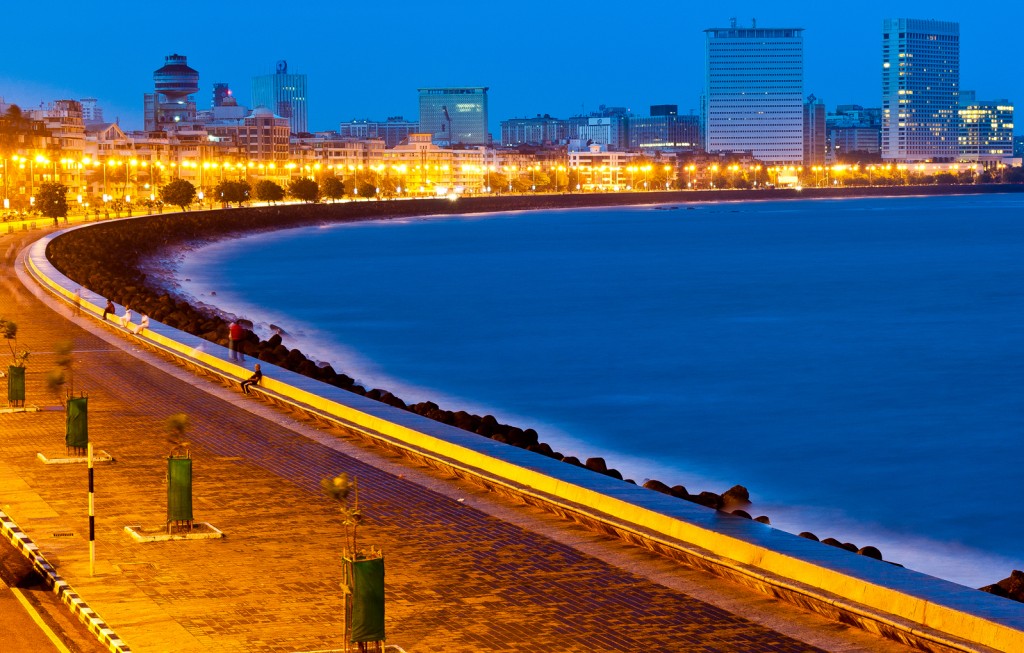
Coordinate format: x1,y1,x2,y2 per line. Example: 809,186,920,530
166,193,1024,588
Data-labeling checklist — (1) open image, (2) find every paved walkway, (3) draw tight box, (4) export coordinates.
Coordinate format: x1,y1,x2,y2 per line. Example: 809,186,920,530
0,228,917,652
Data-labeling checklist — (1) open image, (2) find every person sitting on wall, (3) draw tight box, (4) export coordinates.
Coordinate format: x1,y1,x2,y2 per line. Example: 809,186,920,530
241,363,263,395
132,314,150,335
103,299,115,321
120,306,133,329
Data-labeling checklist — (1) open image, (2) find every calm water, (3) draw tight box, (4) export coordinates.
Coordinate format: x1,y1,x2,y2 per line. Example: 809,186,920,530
172,194,1024,587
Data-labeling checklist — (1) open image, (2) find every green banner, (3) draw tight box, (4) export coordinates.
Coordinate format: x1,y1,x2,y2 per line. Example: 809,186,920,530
349,557,385,642
167,457,193,523
66,396,88,449
7,366,25,404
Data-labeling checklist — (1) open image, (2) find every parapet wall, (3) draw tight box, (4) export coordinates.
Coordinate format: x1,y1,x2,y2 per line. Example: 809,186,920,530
27,194,1024,653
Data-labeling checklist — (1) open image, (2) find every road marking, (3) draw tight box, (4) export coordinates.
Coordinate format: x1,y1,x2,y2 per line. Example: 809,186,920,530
8,583,72,653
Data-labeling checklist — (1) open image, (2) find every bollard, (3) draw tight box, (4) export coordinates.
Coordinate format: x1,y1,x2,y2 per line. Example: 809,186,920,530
167,449,193,533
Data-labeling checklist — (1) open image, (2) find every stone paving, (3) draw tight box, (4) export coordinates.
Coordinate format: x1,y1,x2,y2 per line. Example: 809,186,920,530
0,227,918,652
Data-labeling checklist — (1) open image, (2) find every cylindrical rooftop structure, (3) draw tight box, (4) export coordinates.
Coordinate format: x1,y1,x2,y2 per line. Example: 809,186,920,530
154,54,199,100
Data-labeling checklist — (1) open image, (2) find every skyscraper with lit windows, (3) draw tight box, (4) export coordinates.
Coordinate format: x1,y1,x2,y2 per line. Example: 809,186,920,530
703,20,804,164
957,91,1014,163
252,61,308,134
881,18,959,162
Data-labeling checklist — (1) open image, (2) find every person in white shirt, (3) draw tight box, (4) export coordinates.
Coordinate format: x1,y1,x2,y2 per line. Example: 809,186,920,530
133,314,150,335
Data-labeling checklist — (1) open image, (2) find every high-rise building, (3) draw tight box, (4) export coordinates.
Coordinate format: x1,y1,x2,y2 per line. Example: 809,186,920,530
418,87,489,146
143,54,200,131
703,20,804,163
252,61,308,134
212,83,232,108
881,18,960,162
803,95,826,165
80,98,104,125
957,92,1014,163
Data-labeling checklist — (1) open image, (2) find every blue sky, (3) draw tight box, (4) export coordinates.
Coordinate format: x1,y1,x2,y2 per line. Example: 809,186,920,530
1,1,1018,134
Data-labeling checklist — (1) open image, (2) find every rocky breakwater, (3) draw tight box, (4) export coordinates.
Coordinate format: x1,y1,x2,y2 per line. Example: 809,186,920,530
45,197,956,573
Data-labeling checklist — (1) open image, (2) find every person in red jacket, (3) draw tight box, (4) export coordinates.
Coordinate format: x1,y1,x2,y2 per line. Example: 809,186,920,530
228,321,245,362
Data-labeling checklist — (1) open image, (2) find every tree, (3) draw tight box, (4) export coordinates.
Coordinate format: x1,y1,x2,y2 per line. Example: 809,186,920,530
37,182,69,221
0,318,28,368
215,180,251,206
254,179,285,204
160,179,197,211
288,178,319,203
356,181,377,198
320,176,345,202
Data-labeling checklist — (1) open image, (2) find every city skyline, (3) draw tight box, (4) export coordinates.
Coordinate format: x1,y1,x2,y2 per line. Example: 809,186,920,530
2,1,1020,135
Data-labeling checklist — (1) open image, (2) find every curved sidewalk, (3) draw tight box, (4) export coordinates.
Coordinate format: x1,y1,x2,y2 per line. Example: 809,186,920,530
0,225,998,653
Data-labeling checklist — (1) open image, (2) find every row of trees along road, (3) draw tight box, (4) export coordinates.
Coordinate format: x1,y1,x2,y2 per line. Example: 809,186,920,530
25,175,388,220
157,177,365,211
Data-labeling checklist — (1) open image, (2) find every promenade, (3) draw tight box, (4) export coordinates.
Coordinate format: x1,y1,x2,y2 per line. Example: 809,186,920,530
1,224,922,652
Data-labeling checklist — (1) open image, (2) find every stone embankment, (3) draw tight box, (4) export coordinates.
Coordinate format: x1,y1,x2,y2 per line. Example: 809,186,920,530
46,187,1024,584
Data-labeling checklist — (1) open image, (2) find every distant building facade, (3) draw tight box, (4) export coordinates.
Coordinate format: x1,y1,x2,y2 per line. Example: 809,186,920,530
803,95,826,165
212,83,232,108
703,20,804,163
80,98,103,125
252,61,308,134
827,104,881,161
501,115,568,147
881,18,960,162
338,117,419,148
418,87,489,146
629,106,701,153
957,92,1014,163
205,106,290,161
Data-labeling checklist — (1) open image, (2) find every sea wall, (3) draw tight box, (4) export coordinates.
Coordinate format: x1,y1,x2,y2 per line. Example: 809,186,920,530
44,185,1024,538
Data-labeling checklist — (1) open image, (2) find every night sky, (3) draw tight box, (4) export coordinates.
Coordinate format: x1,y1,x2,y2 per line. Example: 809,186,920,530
1,0,1018,134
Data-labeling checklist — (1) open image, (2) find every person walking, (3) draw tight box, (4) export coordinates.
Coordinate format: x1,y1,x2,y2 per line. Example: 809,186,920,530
228,321,244,361
241,363,262,395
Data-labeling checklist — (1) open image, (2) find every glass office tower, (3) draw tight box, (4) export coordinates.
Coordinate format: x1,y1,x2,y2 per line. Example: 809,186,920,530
418,87,489,146
252,60,308,134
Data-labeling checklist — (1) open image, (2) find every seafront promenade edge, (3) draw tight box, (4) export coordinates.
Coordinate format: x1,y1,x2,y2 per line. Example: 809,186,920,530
12,195,1024,653
2,225,932,653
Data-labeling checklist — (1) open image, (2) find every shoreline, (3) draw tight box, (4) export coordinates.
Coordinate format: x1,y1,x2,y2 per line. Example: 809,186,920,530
45,184,1024,585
